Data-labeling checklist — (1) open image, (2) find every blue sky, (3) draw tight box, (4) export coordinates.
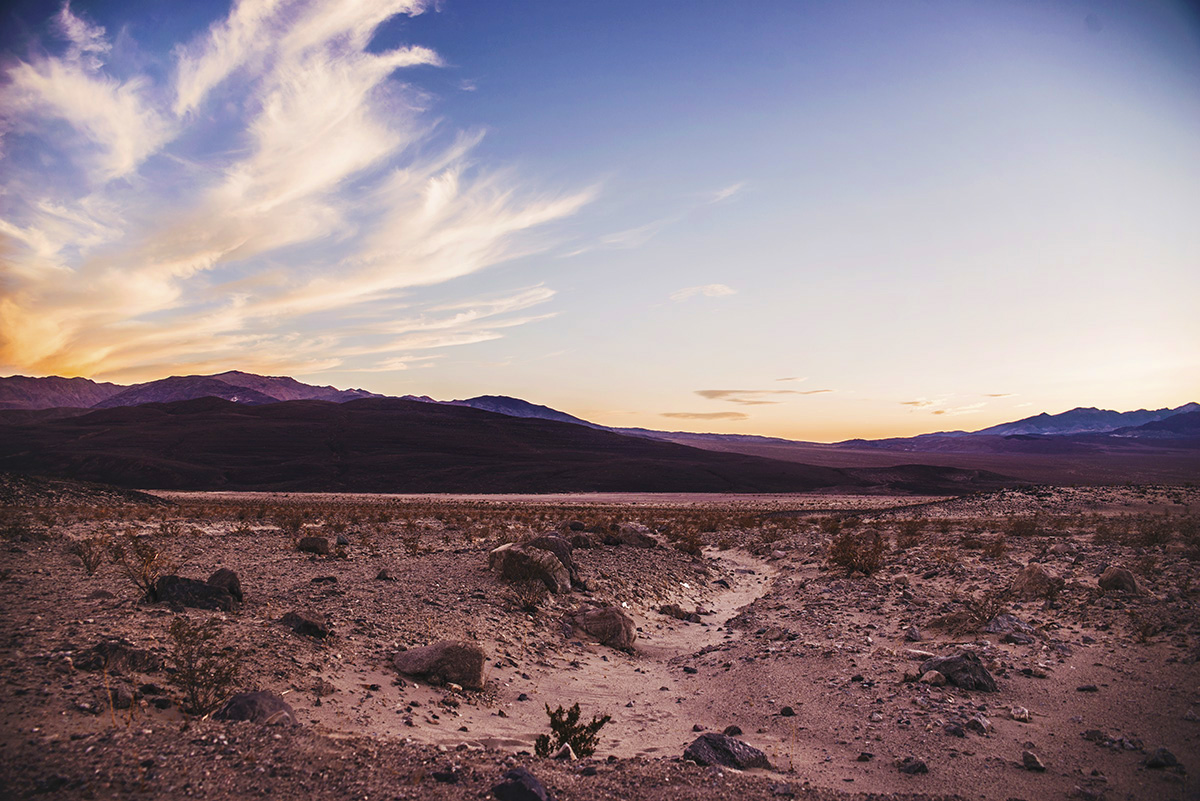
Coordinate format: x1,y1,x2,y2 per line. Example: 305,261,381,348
1,0,1198,440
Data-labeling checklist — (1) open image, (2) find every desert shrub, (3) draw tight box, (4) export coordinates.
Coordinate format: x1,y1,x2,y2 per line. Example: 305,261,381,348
982,536,1008,559
400,523,423,556
1005,516,1042,538
716,533,737,551
827,529,885,575
534,702,611,758
674,530,704,556
817,516,843,536
1138,514,1174,547
272,511,305,541
509,579,549,615
895,519,924,550
70,533,109,576
168,617,240,715
963,590,1007,627
108,533,176,601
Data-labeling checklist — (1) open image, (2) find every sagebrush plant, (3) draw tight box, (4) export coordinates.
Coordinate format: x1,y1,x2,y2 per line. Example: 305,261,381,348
169,616,240,715
534,702,611,758
108,533,176,600
70,532,109,575
827,529,885,575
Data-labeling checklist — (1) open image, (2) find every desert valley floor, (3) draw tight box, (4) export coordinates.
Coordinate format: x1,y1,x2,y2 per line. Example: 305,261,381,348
1,480,1197,800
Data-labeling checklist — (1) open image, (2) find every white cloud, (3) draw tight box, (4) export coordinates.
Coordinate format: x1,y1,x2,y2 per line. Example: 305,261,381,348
708,182,745,204
670,283,737,302
55,3,111,71
0,0,589,381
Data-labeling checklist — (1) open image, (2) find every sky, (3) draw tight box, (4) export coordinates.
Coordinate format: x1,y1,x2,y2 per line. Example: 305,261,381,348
1,0,1198,442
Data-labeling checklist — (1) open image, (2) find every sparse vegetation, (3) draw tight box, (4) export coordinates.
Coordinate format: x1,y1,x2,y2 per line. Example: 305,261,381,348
827,528,885,575
168,616,240,716
534,702,611,758
108,532,176,600
69,533,109,575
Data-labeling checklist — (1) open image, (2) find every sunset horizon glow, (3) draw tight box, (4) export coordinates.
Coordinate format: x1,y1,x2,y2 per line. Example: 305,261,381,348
2,0,1198,441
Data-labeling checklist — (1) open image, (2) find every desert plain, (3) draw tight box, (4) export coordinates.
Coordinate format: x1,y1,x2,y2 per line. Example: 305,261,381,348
1,477,1197,801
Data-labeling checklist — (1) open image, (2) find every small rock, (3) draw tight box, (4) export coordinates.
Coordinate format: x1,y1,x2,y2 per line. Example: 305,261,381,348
723,725,743,736
856,752,874,762
919,670,947,686
1022,750,1046,771
281,610,331,639
1010,707,1031,722
213,691,298,725
335,534,351,547
551,743,576,761
1009,564,1064,600
904,626,923,642
1077,684,1099,693
375,568,396,581
1145,747,1180,769
896,756,928,774
780,706,795,717
156,575,237,612
563,606,636,651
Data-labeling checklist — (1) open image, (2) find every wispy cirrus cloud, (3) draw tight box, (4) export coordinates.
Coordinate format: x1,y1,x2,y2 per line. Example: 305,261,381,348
902,397,988,416
670,284,737,303
698,388,832,405
662,411,748,421
0,0,591,381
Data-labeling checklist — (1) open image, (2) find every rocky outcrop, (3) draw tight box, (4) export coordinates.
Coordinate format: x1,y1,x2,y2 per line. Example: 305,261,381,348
683,733,771,769
1099,566,1140,593
207,568,243,603
297,536,331,555
919,651,998,692
393,640,485,689
488,543,571,593
564,606,636,651
1009,563,1063,600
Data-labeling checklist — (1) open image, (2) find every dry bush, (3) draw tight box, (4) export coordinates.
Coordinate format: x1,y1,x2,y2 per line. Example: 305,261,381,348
534,702,611,758
716,533,737,550
827,529,885,575
1138,514,1174,547
817,516,843,536
963,589,1008,627
108,533,176,601
981,535,1008,559
400,523,423,556
895,519,924,549
509,579,549,615
168,617,240,715
1005,516,1043,538
674,530,704,556
69,533,109,576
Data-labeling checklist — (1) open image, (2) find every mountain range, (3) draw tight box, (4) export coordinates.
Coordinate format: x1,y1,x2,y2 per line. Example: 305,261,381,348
1,371,1196,490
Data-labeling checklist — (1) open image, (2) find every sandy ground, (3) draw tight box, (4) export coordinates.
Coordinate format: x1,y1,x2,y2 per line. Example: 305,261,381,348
1,485,1198,800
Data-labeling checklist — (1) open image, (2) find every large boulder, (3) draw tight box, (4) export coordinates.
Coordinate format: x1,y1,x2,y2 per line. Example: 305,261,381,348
489,543,571,594
683,733,771,769
213,691,297,725
1099,566,1140,594
1009,564,1063,600
156,575,237,612
919,651,998,692
207,568,243,603
564,606,636,651
393,640,485,689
